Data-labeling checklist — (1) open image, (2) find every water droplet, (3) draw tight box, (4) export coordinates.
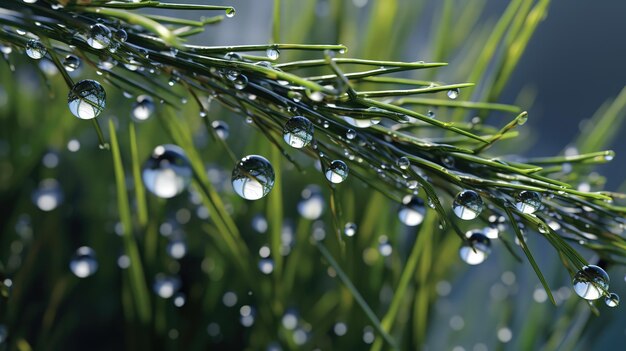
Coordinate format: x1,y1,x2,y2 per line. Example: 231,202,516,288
483,226,499,239
63,54,80,72
232,155,275,200
153,274,181,298
259,258,274,274
427,110,435,118
233,74,248,90
515,191,542,214
605,292,620,307
345,129,356,140
25,39,46,59
142,145,192,198
406,179,419,190
398,195,425,226
298,185,324,220
447,88,459,100
288,91,303,102
459,231,490,265
342,116,380,129
306,89,324,102
452,190,483,220
396,156,410,170
225,7,236,17
344,222,357,237
572,265,609,300
283,116,313,148
325,160,348,184
131,95,155,122
87,23,112,49
266,48,280,60
32,179,63,211
67,80,106,120
166,238,187,259
212,120,230,139
173,292,186,307
517,113,528,125
114,29,127,42
70,246,98,278
441,156,455,168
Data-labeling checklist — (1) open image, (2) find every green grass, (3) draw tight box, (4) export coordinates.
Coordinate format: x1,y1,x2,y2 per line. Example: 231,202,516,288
0,1,625,350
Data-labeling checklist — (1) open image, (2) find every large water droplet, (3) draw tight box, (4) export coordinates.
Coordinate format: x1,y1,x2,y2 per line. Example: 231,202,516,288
572,265,609,300
343,116,380,128
166,238,187,259
266,48,280,60
605,292,620,307
515,191,542,214
131,95,155,122
344,222,357,237
114,29,128,42
233,74,248,90
232,155,275,200
87,23,112,49
459,231,490,265
346,129,356,140
225,7,236,17
447,88,459,100
398,195,425,226
25,39,46,59
452,190,483,220
70,246,98,278
297,185,324,220
142,145,192,198
67,79,106,119
63,54,80,72
283,116,314,148
153,274,181,298
397,156,410,170
32,178,63,211
212,120,230,140
325,160,348,184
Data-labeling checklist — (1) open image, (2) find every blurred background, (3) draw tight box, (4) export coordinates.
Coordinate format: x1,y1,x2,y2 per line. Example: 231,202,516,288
1,0,625,350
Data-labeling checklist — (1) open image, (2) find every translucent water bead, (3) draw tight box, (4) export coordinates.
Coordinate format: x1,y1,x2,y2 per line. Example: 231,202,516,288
69,246,98,278
515,191,542,214
325,160,348,184
212,120,230,140
87,23,112,49
25,39,46,59
131,95,155,122
63,54,80,72
32,178,63,211
297,185,324,220
605,293,620,307
452,190,483,220
398,195,425,226
67,80,106,119
153,274,181,299
572,265,609,300
283,116,314,148
142,145,192,198
231,155,275,200
459,231,491,265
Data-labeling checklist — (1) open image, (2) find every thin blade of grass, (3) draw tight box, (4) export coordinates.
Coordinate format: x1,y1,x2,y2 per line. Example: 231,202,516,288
371,213,436,351
109,119,152,323
576,86,626,153
316,241,399,350
129,122,148,228
502,205,556,305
